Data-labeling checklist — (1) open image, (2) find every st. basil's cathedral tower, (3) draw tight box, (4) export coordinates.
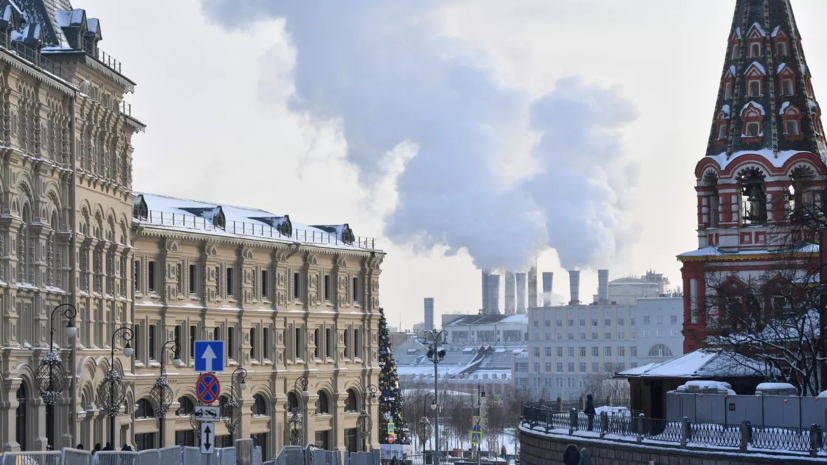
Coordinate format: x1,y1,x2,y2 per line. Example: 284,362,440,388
679,0,827,352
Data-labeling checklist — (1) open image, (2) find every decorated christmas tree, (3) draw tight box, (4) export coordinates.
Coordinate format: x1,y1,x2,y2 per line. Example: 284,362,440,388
378,307,408,444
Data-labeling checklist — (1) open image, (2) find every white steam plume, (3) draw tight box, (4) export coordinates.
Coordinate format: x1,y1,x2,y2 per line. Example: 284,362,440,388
200,0,638,271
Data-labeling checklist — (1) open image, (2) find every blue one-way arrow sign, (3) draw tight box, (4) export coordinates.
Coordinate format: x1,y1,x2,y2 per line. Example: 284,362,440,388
194,341,224,373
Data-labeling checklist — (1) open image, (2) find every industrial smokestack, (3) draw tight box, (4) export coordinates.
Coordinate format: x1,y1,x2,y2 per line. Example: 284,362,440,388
542,272,553,307
505,272,516,315
424,298,434,330
528,265,538,308
516,273,527,314
569,270,580,305
598,270,609,305
489,274,501,314
482,271,490,314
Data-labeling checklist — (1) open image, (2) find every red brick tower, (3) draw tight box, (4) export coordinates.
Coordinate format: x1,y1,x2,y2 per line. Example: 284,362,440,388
679,0,827,352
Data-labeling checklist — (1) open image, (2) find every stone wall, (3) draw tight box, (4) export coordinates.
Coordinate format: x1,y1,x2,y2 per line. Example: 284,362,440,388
520,427,820,465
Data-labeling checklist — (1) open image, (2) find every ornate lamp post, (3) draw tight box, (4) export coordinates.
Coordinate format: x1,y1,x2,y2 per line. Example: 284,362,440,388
223,367,248,438
35,304,77,448
289,377,308,446
150,341,181,447
357,384,377,451
97,326,134,444
424,330,446,465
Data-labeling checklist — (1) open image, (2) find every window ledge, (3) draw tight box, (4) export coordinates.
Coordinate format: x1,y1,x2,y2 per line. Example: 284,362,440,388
784,134,804,140
741,136,763,143
228,359,239,367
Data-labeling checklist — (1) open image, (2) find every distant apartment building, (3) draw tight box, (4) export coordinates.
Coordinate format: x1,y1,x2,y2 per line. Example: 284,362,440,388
515,270,683,398
441,314,528,346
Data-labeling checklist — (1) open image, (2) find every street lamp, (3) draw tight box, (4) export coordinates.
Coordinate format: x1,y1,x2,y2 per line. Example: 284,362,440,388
223,367,248,437
424,329,447,465
357,384,377,451
150,341,181,447
97,326,134,445
35,304,77,448
288,376,308,446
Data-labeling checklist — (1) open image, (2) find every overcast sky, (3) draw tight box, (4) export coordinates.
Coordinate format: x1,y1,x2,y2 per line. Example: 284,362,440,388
76,0,827,330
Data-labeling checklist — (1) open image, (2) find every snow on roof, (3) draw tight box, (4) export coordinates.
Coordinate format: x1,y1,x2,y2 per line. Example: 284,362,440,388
721,104,731,118
745,61,766,75
801,64,808,77
755,382,796,392
705,148,816,171
748,22,766,37
679,243,818,259
777,63,788,75
134,192,379,251
617,350,767,379
780,101,791,114
729,65,736,77
86,18,98,33
734,27,741,39
676,380,735,395
772,26,782,37
741,101,765,116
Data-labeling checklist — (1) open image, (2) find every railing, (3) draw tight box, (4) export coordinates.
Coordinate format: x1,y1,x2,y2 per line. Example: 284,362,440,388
82,38,122,74
521,401,827,457
0,441,262,465
138,210,378,250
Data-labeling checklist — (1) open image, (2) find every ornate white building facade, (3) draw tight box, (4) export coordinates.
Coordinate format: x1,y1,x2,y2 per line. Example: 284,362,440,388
0,0,384,457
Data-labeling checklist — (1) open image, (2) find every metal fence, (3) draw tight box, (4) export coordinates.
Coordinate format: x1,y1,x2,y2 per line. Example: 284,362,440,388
138,210,378,250
522,401,827,457
1,440,261,465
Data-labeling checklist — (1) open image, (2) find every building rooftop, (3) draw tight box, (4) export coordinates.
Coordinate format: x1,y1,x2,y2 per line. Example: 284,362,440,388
444,314,527,327
133,192,379,251
616,349,766,379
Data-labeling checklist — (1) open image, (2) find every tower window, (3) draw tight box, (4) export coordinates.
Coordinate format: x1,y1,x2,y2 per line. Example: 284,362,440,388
745,122,760,137
785,120,800,136
749,80,761,97
731,44,739,59
751,43,761,57
717,124,728,140
777,42,788,57
740,169,767,225
724,82,733,100
782,79,794,96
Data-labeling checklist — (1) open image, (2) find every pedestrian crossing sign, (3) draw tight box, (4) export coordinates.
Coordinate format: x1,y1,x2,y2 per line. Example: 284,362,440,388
470,431,483,445
388,422,395,434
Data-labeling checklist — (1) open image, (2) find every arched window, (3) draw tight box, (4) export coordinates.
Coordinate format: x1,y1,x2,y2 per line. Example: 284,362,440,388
704,172,720,229
648,344,673,358
177,397,195,416
749,80,760,97
315,391,330,415
136,399,155,419
739,169,767,225
777,41,788,57
782,79,794,96
781,103,804,141
16,383,27,450
287,391,300,413
251,394,267,416
344,389,360,412
18,204,29,283
751,43,761,57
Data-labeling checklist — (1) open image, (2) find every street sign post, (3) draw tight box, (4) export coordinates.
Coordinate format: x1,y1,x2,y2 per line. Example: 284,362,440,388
201,422,216,454
194,341,225,373
194,405,221,422
196,373,220,404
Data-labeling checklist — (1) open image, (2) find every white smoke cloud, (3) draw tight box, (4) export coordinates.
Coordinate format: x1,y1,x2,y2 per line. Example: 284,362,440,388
200,0,638,271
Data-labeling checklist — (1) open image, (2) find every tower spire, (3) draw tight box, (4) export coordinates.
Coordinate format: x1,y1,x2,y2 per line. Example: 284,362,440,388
706,0,825,160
